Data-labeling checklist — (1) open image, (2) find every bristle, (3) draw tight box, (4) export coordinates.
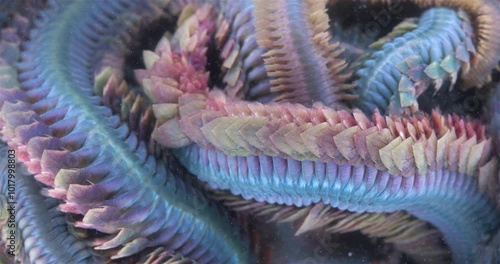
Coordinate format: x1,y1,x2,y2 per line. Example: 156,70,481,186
252,0,353,108
150,89,496,180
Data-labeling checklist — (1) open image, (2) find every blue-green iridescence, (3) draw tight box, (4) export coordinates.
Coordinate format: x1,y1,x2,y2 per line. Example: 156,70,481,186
352,8,472,114
14,0,249,262
173,144,499,264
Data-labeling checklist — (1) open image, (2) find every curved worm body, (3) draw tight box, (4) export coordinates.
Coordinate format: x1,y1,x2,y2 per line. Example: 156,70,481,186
137,7,499,260
351,0,500,90
353,7,474,114
0,0,250,262
172,141,498,263
252,0,353,107
0,141,98,263
216,0,272,101
1,0,499,263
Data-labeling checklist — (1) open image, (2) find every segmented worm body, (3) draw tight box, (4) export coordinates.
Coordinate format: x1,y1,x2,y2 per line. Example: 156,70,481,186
0,142,97,263
216,0,272,101
0,0,250,263
168,102,498,263
138,1,500,263
353,0,500,90
353,8,475,114
252,0,353,107
0,0,499,263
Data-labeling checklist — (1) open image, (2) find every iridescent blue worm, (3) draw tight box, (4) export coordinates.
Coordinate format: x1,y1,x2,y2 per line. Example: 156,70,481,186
0,0,251,262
